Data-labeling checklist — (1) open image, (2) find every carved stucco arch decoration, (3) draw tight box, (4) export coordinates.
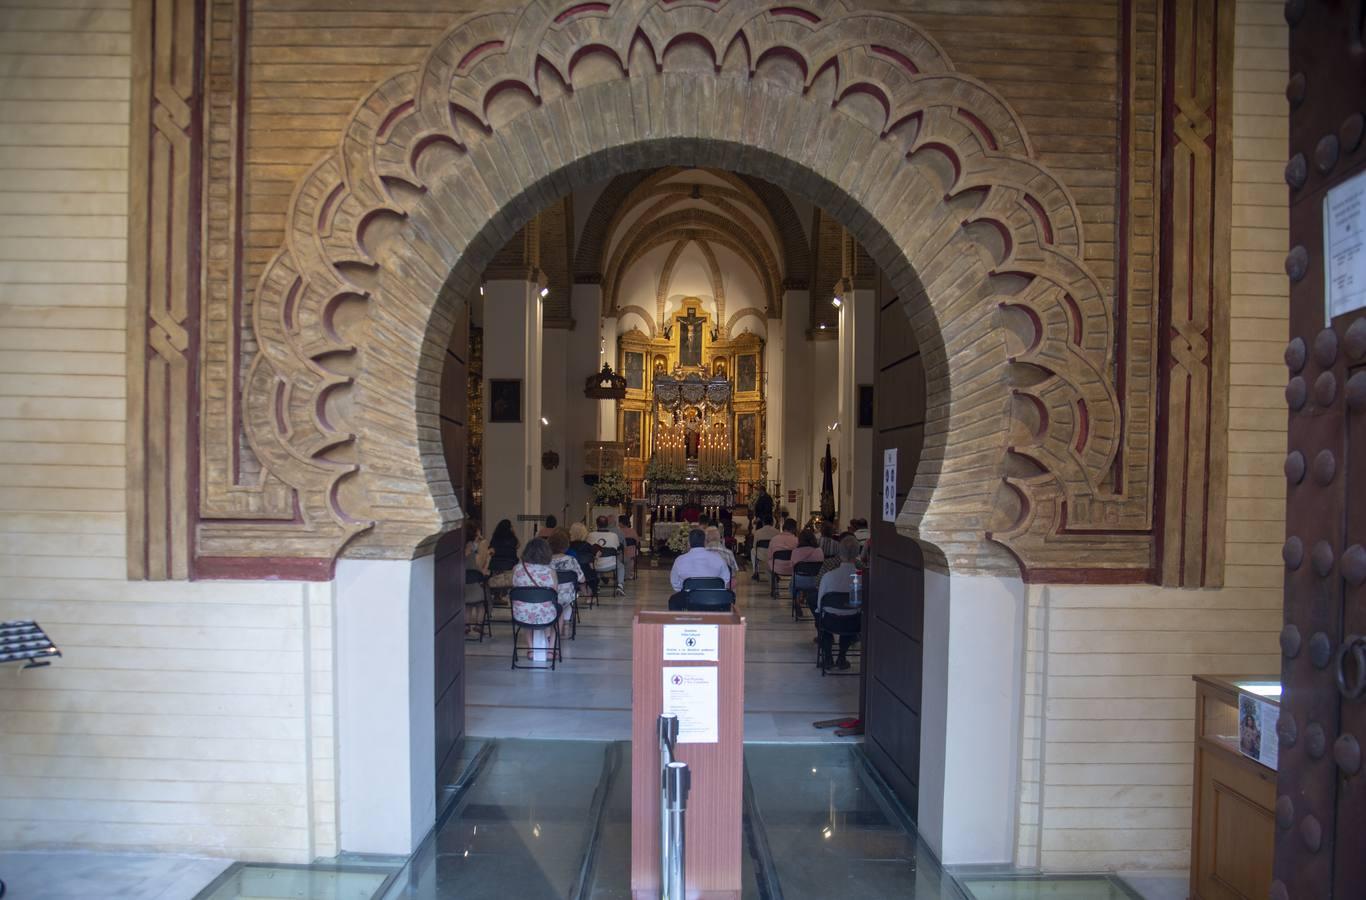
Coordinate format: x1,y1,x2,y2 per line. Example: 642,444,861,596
241,0,1122,576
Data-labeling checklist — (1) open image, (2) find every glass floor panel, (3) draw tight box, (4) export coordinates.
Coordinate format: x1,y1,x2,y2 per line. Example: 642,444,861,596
194,863,395,900
957,874,1144,900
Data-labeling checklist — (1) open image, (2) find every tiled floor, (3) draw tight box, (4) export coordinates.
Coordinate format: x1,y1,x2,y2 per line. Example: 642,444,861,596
464,560,861,743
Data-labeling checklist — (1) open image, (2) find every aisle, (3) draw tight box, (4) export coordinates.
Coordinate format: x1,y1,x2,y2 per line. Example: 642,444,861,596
463,561,859,742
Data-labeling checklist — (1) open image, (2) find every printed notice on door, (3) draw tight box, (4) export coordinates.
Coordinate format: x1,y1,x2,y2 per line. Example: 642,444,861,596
1324,169,1366,323
882,448,898,522
663,624,719,661
662,666,718,743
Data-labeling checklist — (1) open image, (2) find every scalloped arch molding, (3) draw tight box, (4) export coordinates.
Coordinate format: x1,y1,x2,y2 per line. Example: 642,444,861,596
240,0,1125,576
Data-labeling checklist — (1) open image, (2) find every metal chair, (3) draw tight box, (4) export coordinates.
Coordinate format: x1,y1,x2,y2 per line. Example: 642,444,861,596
814,591,862,675
464,568,492,641
752,538,771,580
487,557,516,616
569,545,599,608
684,588,736,612
792,561,823,621
769,548,793,597
682,576,726,591
556,568,580,640
595,545,624,595
510,587,562,670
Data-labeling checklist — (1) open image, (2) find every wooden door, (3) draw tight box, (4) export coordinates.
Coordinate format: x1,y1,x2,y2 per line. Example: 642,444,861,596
1275,3,1366,896
863,283,928,811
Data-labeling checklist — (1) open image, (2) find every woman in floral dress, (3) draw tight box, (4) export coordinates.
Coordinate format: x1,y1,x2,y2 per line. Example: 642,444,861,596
511,538,560,659
547,529,585,637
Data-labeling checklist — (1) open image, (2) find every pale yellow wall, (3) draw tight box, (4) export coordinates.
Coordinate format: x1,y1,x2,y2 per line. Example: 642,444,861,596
0,0,333,862
1018,0,1288,872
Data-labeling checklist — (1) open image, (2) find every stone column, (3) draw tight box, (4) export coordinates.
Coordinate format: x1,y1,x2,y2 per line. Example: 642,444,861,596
482,276,544,535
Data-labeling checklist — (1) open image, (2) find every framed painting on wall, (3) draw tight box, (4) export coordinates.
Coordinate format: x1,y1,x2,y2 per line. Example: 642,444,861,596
623,409,643,458
737,354,758,393
624,351,645,391
736,413,757,460
488,379,521,423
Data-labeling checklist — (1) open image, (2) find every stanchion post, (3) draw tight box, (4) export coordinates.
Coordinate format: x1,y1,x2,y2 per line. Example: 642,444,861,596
657,714,678,892
665,761,690,900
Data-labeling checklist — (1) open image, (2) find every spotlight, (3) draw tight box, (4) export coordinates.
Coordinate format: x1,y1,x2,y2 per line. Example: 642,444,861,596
539,286,549,298
479,284,484,296
831,296,842,308
541,416,550,426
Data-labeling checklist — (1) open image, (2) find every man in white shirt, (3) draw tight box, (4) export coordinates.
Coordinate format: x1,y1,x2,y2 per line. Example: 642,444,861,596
750,517,780,581
669,529,733,608
588,515,626,595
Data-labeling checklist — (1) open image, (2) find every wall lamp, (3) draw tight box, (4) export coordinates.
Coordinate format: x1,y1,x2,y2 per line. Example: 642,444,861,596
539,286,549,298
831,296,842,308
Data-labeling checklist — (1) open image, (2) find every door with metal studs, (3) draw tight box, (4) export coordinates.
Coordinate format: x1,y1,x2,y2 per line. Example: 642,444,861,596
1275,1,1366,896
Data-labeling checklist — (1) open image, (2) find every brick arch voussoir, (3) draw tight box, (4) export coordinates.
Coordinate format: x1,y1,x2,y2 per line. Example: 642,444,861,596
246,0,1120,578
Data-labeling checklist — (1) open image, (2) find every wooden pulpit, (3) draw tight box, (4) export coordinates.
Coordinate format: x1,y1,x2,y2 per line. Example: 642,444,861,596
630,610,745,899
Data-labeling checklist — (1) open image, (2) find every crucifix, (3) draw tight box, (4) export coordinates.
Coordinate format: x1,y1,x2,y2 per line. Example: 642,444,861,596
677,307,705,367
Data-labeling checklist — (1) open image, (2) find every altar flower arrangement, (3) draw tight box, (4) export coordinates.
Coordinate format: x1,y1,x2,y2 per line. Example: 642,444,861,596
697,460,739,487
645,457,686,484
591,470,632,506
666,524,695,555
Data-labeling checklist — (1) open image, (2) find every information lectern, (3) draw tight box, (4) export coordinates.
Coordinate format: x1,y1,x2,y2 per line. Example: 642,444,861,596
630,610,745,899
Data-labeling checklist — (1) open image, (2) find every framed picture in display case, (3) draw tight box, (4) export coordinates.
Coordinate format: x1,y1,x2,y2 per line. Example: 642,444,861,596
488,379,521,423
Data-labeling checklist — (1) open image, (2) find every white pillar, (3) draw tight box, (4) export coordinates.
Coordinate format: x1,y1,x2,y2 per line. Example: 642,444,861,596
597,315,618,442
781,292,812,520
482,278,543,534
568,285,603,519
334,557,436,855
541,327,567,522
837,288,876,522
918,570,1026,866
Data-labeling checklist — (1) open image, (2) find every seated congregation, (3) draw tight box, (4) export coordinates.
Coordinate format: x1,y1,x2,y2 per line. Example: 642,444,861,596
461,506,869,673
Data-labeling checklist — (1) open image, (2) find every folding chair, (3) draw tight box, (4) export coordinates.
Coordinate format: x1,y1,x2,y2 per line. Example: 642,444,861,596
464,568,492,641
510,587,562,670
791,561,823,621
684,588,736,612
814,591,862,675
595,546,624,596
556,568,580,640
752,538,770,581
769,548,792,598
569,546,599,609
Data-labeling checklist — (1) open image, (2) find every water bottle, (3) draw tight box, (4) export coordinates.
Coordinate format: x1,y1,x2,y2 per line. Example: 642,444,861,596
850,571,863,608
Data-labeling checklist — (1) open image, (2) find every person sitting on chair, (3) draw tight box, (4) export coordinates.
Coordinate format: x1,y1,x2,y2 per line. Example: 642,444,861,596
511,538,560,660
816,536,862,670
751,516,779,581
618,514,640,580
704,526,738,588
668,528,733,608
547,529,586,638
588,515,626,595
768,518,800,595
537,515,558,540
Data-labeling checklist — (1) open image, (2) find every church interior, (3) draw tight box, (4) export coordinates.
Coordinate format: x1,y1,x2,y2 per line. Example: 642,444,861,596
0,0,1359,899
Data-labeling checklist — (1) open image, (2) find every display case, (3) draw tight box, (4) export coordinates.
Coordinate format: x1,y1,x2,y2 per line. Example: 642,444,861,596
1189,675,1280,900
